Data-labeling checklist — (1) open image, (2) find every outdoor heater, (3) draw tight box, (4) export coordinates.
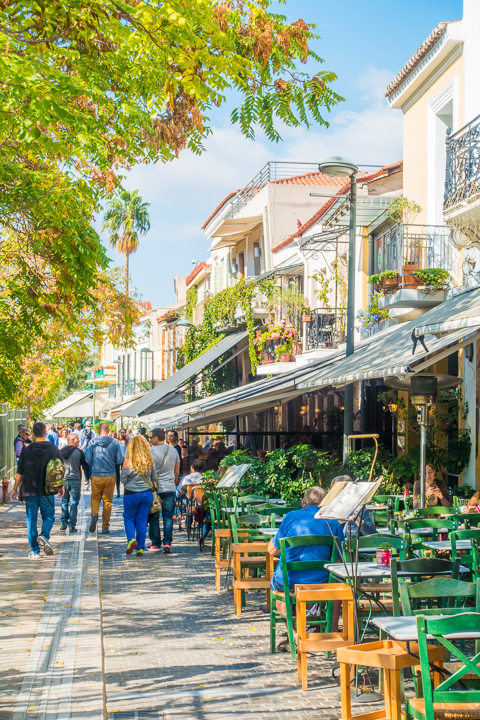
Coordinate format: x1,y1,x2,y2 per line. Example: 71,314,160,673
385,373,462,508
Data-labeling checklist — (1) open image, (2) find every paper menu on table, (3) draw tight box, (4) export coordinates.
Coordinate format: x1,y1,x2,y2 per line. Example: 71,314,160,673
315,479,382,521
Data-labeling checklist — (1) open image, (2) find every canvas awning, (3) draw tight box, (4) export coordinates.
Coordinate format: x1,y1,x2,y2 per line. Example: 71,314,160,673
145,352,344,429
46,390,110,419
318,195,393,231
252,256,304,284
124,330,249,417
298,286,480,391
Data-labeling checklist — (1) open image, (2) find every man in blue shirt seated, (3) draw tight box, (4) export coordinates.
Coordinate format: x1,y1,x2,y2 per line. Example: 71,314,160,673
268,486,345,592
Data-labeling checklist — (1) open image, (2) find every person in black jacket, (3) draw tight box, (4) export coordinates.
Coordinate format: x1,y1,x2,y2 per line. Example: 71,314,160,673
60,434,90,533
10,421,63,558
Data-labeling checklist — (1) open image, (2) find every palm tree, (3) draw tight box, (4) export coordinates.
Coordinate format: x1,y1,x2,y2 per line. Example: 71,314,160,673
102,189,151,295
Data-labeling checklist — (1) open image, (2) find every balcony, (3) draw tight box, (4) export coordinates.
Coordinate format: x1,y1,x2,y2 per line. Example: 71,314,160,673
226,161,320,220
295,309,346,366
444,115,480,244
375,224,455,315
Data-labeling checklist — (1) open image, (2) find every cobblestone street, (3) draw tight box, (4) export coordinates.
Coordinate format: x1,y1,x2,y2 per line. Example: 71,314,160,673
0,494,383,719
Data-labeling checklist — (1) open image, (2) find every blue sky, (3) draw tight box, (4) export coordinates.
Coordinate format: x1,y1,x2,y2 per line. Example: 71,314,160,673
104,0,463,308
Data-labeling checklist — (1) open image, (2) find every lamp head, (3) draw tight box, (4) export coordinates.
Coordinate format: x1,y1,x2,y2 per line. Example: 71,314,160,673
318,156,358,178
176,317,194,328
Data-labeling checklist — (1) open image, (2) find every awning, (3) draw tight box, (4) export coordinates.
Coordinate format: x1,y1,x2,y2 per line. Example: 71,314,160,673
46,390,110,419
299,227,349,258
413,287,480,337
251,256,304,284
124,330,249,417
145,352,344,429
319,196,393,232
298,287,480,391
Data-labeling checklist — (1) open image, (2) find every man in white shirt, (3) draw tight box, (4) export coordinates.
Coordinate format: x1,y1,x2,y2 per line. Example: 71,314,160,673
148,428,179,553
178,460,204,496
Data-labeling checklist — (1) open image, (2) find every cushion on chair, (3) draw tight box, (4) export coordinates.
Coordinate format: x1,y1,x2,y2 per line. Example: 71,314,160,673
360,583,392,593
408,698,480,718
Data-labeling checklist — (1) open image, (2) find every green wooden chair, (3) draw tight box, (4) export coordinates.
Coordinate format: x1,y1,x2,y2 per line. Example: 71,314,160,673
369,509,390,528
390,556,461,616
342,533,408,562
449,529,480,573
465,514,480,529
398,575,480,616
374,494,400,511
404,517,460,557
237,495,269,510
406,613,480,720
471,537,480,579
414,506,460,517
258,505,298,517
269,534,336,659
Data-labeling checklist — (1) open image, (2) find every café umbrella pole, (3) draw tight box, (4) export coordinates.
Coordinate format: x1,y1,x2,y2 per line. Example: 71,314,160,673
419,407,428,509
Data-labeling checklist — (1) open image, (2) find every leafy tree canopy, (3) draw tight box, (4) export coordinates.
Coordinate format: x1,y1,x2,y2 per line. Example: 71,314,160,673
0,0,342,403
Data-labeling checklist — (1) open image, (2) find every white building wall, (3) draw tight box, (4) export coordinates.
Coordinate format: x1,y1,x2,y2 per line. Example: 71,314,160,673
463,0,480,123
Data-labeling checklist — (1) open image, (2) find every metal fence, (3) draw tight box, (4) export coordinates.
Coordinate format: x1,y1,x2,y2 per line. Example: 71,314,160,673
0,404,27,481
445,114,480,208
305,309,346,350
226,161,321,220
382,223,456,284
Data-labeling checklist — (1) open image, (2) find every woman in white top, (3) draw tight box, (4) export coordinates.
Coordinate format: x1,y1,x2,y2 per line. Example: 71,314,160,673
58,428,69,449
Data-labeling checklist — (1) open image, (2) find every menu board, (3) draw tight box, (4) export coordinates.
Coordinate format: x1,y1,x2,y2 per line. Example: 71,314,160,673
315,478,383,521
216,464,251,489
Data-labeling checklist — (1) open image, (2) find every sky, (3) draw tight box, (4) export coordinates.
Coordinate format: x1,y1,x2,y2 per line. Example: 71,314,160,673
102,0,463,308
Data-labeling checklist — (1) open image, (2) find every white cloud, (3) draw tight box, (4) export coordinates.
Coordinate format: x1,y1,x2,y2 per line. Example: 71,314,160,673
106,66,403,306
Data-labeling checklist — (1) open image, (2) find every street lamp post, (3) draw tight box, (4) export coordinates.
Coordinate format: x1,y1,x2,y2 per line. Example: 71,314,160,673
318,156,358,459
140,347,155,390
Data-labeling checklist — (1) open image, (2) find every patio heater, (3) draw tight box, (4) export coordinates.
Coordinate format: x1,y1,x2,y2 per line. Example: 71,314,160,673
385,373,462,508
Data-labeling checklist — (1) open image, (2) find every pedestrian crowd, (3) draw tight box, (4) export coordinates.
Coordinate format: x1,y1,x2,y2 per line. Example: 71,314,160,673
11,420,235,558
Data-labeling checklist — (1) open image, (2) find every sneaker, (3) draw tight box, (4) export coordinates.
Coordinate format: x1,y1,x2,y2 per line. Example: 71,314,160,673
28,551,41,559
126,539,138,555
60,524,67,531
102,527,109,535
37,535,53,556
89,513,98,533
147,545,161,552
163,544,171,554
69,527,77,534
136,548,144,557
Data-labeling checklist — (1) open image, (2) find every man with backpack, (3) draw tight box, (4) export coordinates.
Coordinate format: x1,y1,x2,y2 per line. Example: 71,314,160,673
60,433,90,533
10,421,63,558
85,423,123,534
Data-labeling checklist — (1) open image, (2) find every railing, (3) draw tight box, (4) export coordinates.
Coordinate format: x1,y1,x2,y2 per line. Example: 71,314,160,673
444,114,480,209
226,161,320,220
381,223,456,285
305,309,346,351
108,384,118,399
124,379,136,396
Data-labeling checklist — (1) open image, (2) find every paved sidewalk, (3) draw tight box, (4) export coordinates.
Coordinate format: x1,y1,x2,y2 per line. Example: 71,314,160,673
100,500,381,720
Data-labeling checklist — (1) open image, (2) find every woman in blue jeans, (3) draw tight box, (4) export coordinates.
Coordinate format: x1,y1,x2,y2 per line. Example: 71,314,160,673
121,435,158,557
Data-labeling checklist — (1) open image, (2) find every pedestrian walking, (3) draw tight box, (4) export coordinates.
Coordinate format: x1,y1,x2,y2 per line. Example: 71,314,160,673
10,421,63,558
148,428,180,553
60,433,90,533
85,422,123,534
58,427,69,449
45,423,59,447
116,434,127,498
83,421,96,450
14,427,31,465
167,429,182,462
121,435,158,557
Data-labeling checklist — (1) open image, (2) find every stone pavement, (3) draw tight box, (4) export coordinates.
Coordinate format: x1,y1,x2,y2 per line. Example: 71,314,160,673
0,493,385,720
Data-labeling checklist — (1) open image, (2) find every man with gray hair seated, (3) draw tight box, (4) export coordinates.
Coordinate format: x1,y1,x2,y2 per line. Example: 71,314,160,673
267,486,345,614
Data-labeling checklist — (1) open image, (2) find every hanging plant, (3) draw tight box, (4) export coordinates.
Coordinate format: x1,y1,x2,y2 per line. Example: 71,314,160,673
357,294,390,329
185,286,198,321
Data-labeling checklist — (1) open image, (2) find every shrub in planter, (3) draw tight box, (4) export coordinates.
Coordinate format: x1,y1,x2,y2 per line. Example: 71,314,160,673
368,270,399,293
414,268,450,290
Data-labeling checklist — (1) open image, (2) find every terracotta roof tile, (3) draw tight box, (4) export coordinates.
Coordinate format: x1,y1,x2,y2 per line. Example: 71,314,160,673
186,261,211,287
385,23,452,98
271,163,403,253
201,191,239,230
137,301,152,312
274,170,350,187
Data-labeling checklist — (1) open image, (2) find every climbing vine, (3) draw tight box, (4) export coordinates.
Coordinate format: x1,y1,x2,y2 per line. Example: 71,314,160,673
185,286,198,321
178,279,274,397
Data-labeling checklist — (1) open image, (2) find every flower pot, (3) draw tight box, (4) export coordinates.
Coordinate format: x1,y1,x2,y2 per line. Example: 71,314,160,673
403,273,422,288
376,548,392,567
280,353,292,362
261,352,274,365
271,332,281,339
302,315,311,322
380,276,399,293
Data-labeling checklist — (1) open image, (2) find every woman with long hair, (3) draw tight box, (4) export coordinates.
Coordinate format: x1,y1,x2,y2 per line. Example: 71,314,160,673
58,427,69,449
121,435,158,556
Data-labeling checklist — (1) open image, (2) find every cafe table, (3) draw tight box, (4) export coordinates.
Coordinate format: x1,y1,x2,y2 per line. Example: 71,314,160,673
378,526,456,536
258,528,277,537
422,539,472,552
372,613,480,641
326,561,470,580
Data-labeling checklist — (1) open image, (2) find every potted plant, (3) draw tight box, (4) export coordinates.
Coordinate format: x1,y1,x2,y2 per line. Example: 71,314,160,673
414,268,450,290
368,270,399,293
275,341,293,362
302,305,312,323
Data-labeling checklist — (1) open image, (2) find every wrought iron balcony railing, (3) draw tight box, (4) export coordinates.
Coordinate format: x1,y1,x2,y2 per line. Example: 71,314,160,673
305,309,346,351
380,223,456,286
124,379,136,396
444,114,480,209
226,161,320,220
